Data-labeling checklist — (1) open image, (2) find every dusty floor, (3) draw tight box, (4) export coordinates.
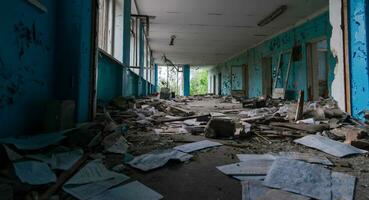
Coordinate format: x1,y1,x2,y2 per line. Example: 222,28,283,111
124,98,369,200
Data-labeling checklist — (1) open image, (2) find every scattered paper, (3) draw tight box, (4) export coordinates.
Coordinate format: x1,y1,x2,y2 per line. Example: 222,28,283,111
129,149,192,171
216,160,274,176
66,160,118,185
331,172,356,200
0,129,74,150
103,132,129,154
233,175,266,181
277,152,333,165
294,134,368,157
27,149,84,170
264,158,331,199
90,181,163,200
174,140,222,153
64,174,129,200
13,161,56,185
242,180,310,200
3,145,23,161
63,160,130,200
236,154,275,162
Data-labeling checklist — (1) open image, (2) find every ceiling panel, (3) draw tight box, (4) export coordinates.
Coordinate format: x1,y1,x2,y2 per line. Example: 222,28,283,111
136,0,328,65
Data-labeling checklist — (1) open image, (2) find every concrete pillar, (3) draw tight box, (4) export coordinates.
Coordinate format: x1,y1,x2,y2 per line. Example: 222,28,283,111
183,64,190,96
56,0,93,123
349,0,369,119
138,21,146,96
122,0,131,96
154,63,158,92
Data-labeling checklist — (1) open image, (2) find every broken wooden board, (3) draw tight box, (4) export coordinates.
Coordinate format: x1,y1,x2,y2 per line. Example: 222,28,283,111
270,122,329,133
295,90,304,121
169,106,195,117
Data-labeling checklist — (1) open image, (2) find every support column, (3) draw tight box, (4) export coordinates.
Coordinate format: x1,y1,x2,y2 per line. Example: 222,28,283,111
349,0,369,119
122,0,131,96
183,64,190,96
154,63,158,93
56,0,93,122
138,21,146,96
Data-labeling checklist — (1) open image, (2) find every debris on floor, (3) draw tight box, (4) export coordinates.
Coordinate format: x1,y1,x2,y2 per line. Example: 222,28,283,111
128,149,192,171
1,95,369,199
90,181,163,200
263,158,356,200
174,140,222,153
294,134,368,157
242,180,310,200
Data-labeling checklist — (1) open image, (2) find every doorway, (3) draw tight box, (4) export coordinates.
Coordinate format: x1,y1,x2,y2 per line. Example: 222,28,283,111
307,39,329,100
261,57,272,97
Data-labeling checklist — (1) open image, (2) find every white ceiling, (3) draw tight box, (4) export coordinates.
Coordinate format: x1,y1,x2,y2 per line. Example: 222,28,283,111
135,0,328,66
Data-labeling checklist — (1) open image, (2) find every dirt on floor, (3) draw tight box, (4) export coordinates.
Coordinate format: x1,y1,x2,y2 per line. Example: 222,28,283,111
2,96,369,200
122,97,369,200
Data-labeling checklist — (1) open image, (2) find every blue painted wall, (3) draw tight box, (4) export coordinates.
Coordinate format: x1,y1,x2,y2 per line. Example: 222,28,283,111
97,52,122,102
349,0,369,119
209,12,335,100
0,0,94,137
183,65,190,96
55,0,93,123
154,63,159,92
0,0,57,137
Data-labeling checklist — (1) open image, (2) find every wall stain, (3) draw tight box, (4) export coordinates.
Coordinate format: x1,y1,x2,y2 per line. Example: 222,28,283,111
14,21,43,59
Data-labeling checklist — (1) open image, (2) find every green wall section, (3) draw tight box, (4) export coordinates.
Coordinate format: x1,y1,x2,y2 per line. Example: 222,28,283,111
97,52,122,102
97,52,154,101
210,11,336,99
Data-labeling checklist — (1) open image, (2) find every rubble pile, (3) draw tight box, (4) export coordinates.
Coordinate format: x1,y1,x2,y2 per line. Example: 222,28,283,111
0,94,368,200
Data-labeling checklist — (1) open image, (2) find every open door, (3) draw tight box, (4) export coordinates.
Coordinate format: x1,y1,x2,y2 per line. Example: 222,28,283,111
262,57,272,97
307,39,329,100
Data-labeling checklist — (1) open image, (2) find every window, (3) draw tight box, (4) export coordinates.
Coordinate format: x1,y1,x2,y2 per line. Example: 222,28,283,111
98,0,123,61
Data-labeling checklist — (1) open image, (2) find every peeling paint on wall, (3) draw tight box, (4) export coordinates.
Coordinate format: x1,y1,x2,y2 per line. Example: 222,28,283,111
209,12,335,101
329,0,346,111
349,0,369,119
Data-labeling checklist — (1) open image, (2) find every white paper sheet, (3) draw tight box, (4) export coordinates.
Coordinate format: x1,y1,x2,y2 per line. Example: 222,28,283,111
90,181,163,200
174,140,222,153
13,161,56,185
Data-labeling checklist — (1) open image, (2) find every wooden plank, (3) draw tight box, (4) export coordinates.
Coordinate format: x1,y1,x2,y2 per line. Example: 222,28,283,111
342,0,351,114
40,154,90,200
295,90,304,121
157,114,210,124
270,122,329,133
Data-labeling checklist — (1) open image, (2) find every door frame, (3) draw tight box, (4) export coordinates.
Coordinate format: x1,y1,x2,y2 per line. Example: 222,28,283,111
243,64,249,98
261,57,273,97
306,37,328,101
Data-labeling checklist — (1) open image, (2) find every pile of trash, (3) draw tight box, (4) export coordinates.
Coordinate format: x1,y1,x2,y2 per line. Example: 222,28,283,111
1,94,368,200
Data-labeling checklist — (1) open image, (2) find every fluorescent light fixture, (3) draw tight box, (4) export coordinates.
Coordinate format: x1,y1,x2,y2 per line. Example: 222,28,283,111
257,5,287,27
